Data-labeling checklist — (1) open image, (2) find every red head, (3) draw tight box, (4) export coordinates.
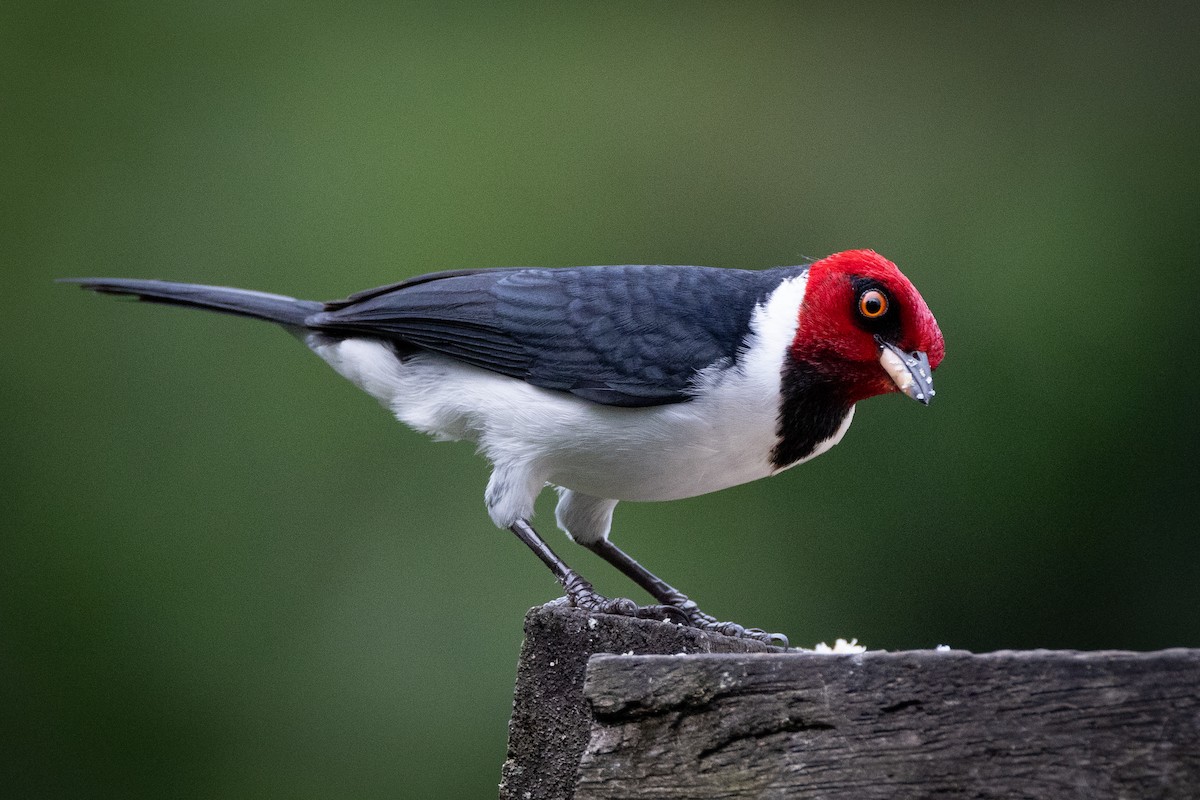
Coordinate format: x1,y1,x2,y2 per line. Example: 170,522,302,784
792,250,945,404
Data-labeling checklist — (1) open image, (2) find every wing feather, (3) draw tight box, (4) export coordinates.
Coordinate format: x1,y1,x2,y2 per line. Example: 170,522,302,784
308,265,799,406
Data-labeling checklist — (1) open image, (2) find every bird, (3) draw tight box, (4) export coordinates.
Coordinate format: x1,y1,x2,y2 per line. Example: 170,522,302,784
64,248,945,646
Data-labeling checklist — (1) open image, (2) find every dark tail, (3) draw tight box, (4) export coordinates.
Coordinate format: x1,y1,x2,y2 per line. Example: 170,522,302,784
60,278,323,327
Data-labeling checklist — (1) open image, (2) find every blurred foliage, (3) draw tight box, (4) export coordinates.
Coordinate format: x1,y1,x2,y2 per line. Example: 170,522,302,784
3,2,1199,798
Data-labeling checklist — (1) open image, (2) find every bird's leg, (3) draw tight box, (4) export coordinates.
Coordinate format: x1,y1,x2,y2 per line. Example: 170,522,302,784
585,538,789,647
508,519,683,621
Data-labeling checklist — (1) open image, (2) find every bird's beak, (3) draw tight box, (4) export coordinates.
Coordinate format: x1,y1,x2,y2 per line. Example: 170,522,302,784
876,337,935,405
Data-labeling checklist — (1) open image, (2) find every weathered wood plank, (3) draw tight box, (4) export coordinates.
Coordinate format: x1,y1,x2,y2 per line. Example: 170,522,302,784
577,649,1200,799
499,602,780,800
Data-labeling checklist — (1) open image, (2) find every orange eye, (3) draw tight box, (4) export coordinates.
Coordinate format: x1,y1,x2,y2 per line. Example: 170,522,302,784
859,289,888,318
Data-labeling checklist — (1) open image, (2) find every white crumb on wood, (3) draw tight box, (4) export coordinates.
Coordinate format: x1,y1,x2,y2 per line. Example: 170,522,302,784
811,638,866,654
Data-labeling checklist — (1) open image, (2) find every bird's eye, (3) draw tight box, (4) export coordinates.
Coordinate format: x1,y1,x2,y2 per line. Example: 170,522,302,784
858,289,888,319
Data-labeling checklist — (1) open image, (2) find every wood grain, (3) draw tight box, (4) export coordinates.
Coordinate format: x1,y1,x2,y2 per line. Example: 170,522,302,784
576,649,1200,799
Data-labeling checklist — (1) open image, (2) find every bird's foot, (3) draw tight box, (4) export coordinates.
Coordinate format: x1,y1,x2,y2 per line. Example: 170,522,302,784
559,575,788,646
661,592,789,647
562,573,691,623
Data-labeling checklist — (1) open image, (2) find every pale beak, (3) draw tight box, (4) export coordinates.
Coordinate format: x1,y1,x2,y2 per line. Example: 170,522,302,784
876,336,935,405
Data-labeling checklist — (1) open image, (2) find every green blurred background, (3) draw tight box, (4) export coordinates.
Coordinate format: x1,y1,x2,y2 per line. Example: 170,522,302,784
4,3,1199,797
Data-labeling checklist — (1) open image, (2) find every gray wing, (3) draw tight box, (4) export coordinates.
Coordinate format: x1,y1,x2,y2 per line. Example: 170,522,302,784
307,265,799,407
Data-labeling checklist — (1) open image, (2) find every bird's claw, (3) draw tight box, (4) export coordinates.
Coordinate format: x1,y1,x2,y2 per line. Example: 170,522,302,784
563,573,645,618
562,575,788,646
662,593,789,647
742,627,790,647
564,590,695,626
